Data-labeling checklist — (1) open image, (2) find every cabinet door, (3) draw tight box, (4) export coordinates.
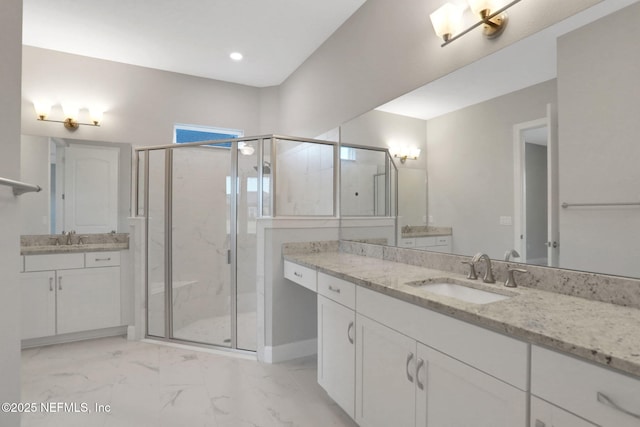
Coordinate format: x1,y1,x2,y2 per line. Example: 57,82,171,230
531,396,598,427
355,314,416,427
416,343,527,427
57,267,121,334
20,271,56,339
318,296,355,418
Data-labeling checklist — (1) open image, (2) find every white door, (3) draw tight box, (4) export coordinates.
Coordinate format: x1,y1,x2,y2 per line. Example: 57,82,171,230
531,397,598,427
56,267,121,334
546,103,560,267
64,144,119,234
20,271,56,339
416,343,527,427
318,295,356,418
355,314,416,427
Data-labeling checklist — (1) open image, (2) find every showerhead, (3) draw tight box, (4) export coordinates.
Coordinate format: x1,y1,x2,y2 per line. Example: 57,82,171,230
253,161,271,174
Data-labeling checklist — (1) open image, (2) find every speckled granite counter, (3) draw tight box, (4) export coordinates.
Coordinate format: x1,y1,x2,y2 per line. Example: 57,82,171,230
21,233,129,255
284,243,640,378
401,225,452,238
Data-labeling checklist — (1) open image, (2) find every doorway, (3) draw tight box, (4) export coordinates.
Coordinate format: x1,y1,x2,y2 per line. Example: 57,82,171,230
513,104,559,266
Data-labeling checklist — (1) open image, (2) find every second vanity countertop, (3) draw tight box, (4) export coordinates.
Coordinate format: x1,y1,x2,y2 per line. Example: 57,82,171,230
284,250,640,378
21,233,129,255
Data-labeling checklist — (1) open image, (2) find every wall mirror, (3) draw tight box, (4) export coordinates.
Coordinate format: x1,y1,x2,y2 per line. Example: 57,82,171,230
20,135,132,235
338,0,640,279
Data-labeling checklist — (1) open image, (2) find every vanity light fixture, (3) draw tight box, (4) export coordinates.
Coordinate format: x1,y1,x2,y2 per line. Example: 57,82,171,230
390,146,421,164
238,141,255,156
34,101,102,131
430,0,522,47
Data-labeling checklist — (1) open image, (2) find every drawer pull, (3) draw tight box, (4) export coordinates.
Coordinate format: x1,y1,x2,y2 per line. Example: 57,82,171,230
597,391,640,420
406,353,414,383
49,277,54,291
58,276,63,291
293,271,303,278
94,257,112,262
416,358,425,390
347,321,354,344
534,421,545,427
328,285,341,294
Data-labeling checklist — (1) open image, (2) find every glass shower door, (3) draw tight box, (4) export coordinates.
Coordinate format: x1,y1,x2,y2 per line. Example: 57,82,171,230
170,146,232,346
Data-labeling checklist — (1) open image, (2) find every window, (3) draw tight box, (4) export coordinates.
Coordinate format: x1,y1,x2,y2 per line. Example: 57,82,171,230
174,124,243,145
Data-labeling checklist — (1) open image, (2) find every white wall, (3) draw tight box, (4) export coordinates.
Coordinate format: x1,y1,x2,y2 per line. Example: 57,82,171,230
557,2,640,277
22,46,262,147
20,135,50,234
426,79,556,259
278,0,601,137
0,0,23,425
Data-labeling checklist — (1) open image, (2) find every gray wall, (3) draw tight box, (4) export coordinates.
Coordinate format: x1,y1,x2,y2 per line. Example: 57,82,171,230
278,0,601,137
557,2,640,277
21,46,262,147
0,0,23,425
426,79,556,259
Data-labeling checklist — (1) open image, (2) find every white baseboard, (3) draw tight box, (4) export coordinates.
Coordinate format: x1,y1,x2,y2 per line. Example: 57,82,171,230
261,338,317,364
21,326,128,349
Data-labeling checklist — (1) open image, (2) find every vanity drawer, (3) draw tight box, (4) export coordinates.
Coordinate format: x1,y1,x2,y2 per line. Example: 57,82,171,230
85,251,120,268
318,272,356,309
399,238,415,248
24,253,85,271
415,236,436,247
284,260,317,292
435,236,450,246
532,345,640,427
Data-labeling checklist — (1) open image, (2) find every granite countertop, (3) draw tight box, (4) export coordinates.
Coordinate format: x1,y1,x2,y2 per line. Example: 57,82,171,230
284,251,640,378
21,233,129,255
401,225,452,238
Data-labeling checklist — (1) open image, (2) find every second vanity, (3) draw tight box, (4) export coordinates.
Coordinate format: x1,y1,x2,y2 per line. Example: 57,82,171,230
19,233,129,346
283,242,640,427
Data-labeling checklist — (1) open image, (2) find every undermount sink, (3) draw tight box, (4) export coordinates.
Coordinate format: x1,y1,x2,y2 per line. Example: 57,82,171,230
407,278,511,304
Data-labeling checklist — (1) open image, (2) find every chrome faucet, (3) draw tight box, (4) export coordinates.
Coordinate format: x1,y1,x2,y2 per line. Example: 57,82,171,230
471,252,495,284
63,230,76,245
504,249,520,261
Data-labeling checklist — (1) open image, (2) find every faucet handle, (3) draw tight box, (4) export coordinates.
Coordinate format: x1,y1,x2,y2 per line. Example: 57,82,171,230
461,261,478,280
505,268,528,288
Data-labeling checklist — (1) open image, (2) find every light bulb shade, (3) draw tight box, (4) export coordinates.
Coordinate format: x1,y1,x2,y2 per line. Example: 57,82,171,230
62,104,80,121
89,108,104,125
430,3,463,39
33,101,52,120
467,0,494,16
238,142,255,156
409,147,421,159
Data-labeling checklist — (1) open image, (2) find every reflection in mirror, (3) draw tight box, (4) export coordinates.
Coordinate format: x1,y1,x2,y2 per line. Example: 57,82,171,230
20,135,132,235
340,146,390,217
338,1,640,279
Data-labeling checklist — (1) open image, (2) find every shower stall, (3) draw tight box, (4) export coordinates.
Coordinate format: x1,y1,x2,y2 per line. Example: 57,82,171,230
134,135,397,352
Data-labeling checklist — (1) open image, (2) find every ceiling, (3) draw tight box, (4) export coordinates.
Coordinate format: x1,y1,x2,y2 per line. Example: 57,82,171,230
376,0,639,120
22,0,367,88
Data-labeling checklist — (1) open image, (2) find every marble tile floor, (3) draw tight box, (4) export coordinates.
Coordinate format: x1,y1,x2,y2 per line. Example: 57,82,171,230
21,336,357,427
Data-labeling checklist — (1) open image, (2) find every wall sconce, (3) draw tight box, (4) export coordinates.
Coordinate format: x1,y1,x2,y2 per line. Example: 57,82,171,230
430,0,522,47
34,101,103,131
390,146,421,164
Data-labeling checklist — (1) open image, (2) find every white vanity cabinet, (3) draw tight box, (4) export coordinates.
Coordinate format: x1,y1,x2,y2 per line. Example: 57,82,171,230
531,345,640,427
531,397,598,427
417,343,527,427
317,273,356,418
20,252,121,340
355,313,417,427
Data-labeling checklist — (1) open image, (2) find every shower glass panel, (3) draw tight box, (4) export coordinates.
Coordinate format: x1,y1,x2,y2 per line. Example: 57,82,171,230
236,139,259,350
146,149,166,337
275,139,335,216
171,146,232,346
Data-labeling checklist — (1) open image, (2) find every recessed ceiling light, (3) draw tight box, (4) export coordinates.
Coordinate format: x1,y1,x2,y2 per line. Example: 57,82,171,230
230,52,243,61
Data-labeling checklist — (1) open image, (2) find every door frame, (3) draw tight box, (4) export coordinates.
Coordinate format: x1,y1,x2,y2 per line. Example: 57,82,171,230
513,118,548,263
